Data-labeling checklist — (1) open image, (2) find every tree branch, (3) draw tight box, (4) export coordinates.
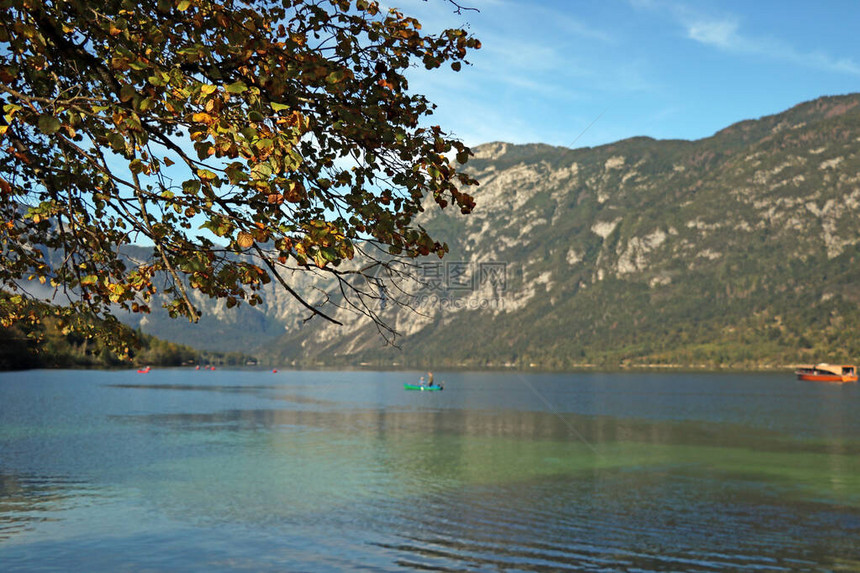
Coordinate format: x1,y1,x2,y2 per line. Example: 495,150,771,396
251,243,343,325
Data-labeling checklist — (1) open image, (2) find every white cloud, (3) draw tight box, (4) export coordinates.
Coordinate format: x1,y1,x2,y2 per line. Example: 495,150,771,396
686,18,739,50
644,1,860,76
691,19,860,76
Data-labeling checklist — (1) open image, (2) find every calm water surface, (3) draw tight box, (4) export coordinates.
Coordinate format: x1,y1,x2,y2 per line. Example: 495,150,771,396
2,369,860,571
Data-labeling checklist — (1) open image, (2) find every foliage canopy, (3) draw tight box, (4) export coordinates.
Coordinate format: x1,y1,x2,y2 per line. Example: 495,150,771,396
0,0,479,354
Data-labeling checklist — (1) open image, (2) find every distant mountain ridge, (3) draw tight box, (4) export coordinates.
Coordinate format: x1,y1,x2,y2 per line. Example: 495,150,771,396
134,93,860,369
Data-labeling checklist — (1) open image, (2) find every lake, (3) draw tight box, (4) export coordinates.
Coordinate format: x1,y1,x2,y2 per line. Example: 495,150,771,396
1,369,859,571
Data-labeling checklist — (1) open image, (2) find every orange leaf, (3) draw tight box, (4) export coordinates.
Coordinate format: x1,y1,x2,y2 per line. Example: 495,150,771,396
236,231,254,249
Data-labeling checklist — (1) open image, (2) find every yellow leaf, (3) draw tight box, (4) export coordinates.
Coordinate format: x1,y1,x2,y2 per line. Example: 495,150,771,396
236,231,254,249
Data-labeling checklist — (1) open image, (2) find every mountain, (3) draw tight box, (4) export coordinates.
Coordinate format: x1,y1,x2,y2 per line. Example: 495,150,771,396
138,93,860,370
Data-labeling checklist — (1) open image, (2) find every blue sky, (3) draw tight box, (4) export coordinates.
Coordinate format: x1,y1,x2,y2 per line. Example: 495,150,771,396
405,0,860,149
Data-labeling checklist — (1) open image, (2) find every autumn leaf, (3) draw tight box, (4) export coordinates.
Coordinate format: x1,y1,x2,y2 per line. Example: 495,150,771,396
191,112,213,124
236,231,254,249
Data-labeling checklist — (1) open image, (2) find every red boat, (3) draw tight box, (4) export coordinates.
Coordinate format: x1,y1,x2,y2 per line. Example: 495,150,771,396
795,363,857,383
137,366,151,374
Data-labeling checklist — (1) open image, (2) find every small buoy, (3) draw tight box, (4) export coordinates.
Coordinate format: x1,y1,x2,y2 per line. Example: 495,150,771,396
273,369,278,373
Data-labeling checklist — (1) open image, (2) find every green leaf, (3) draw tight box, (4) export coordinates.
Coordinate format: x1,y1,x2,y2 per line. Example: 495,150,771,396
107,132,126,152
326,70,346,84
37,115,61,135
225,163,247,184
176,0,192,11
320,246,338,263
182,179,201,194
128,59,149,71
120,84,136,102
147,73,166,86
251,163,273,178
225,81,247,94
180,258,205,273
271,102,290,112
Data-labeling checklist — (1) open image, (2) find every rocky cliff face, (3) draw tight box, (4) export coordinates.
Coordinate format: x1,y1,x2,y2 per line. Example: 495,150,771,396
137,94,860,368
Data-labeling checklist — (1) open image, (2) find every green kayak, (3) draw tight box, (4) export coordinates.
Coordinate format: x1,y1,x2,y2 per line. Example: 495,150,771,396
404,383,443,391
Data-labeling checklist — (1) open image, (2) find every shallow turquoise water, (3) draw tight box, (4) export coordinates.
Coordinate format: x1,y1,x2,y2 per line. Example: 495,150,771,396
1,369,859,571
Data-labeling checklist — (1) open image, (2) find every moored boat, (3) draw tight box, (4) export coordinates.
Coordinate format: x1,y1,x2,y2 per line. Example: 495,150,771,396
795,363,857,383
404,383,443,391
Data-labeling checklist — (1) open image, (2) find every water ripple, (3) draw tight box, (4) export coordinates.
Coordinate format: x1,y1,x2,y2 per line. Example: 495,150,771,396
0,472,102,541
364,472,860,572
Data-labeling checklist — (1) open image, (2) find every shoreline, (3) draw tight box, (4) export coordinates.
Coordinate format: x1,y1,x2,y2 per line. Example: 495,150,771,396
0,362,799,375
